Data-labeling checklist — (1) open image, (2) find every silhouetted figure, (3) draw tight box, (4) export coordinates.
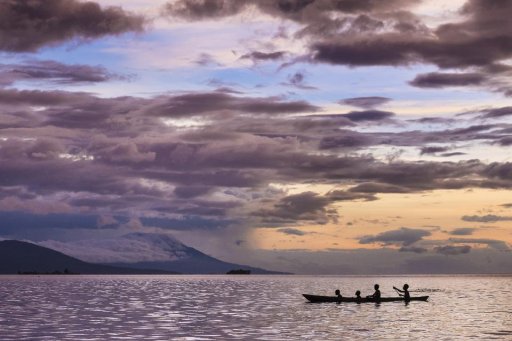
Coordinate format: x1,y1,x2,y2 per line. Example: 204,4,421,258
334,289,343,304
393,284,410,300
367,284,381,300
355,290,362,303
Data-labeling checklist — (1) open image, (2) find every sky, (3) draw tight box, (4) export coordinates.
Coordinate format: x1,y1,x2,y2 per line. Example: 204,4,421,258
1,0,512,274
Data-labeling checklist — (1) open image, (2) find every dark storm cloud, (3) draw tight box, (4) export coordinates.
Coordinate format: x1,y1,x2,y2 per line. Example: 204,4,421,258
254,191,334,224
163,0,247,20
146,92,319,117
341,110,394,122
461,214,512,223
340,96,391,109
0,0,145,52
166,0,512,96
435,245,472,255
359,227,431,247
410,72,486,88
449,227,476,236
253,189,373,225
165,0,420,22
305,0,512,97
312,1,512,69
0,60,126,85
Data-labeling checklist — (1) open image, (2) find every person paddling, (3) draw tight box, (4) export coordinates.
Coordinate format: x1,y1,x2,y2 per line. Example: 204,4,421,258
393,284,410,300
366,284,381,300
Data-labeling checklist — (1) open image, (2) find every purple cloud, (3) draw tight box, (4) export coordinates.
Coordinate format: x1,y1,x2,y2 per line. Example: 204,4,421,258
0,0,145,52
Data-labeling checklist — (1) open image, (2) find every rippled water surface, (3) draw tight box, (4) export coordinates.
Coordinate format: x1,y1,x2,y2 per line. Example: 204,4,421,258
1,275,511,340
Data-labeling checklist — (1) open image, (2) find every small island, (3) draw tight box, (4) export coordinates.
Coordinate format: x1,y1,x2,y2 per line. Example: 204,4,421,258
226,269,251,275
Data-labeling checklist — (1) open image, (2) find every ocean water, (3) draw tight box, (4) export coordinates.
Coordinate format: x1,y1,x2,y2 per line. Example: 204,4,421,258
0,275,511,340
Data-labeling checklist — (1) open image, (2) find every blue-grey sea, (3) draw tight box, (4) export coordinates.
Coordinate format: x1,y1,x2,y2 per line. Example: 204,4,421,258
0,275,511,340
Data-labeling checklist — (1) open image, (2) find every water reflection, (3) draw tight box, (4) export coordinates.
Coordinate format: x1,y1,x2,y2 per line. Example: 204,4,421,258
0,275,511,340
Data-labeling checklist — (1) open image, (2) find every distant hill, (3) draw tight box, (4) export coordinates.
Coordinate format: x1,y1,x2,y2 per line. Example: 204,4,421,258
0,240,176,274
102,233,286,274
41,233,286,274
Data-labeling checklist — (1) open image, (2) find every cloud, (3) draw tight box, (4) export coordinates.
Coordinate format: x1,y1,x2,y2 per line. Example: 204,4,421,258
0,210,110,231
165,0,420,22
311,0,512,69
496,137,512,146
461,214,512,223
255,189,376,225
277,228,308,236
341,110,394,122
399,246,428,253
435,245,472,255
241,51,286,62
409,72,486,88
420,146,450,155
348,183,410,194
340,96,391,109
448,238,510,251
1,85,512,236
0,60,126,85
480,106,512,119
359,227,431,247
0,0,145,52
254,191,334,225
146,92,319,117
244,246,512,274
449,227,476,236
282,72,317,90
173,186,212,198
163,0,247,20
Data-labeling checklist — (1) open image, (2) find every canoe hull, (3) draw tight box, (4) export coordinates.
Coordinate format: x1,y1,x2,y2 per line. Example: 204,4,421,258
303,294,429,303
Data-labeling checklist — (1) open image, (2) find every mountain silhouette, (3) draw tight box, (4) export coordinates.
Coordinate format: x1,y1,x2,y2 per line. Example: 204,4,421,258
100,233,285,274
0,240,176,274
40,233,285,274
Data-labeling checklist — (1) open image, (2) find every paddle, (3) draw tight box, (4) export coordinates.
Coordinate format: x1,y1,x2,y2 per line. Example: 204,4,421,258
393,286,404,297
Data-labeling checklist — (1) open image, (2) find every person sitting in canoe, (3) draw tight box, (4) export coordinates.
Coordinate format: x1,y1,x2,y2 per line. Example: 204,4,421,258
335,289,343,303
393,284,410,300
366,284,381,299
355,290,362,302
